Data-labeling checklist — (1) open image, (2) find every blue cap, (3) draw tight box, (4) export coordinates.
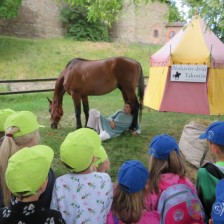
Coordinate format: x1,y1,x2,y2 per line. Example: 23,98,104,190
211,179,224,224
118,160,149,193
148,134,179,160
199,121,224,146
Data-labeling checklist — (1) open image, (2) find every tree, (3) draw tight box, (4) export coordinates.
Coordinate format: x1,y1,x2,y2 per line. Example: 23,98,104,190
173,0,224,41
60,0,170,27
0,0,22,19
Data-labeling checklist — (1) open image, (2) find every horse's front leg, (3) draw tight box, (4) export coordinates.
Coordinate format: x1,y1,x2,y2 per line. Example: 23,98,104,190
82,95,89,127
72,93,82,129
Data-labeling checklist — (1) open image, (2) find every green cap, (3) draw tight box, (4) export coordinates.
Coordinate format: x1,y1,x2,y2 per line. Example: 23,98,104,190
5,145,54,196
0,109,16,132
60,128,101,172
94,146,108,167
4,111,43,137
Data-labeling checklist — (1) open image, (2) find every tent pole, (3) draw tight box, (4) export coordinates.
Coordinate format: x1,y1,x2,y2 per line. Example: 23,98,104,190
210,45,213,65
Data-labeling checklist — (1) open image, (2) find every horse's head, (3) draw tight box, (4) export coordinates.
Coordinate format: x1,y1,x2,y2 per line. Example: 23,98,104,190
47,97,63,129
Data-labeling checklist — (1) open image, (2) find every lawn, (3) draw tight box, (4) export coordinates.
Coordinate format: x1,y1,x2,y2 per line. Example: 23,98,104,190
0,36,223,182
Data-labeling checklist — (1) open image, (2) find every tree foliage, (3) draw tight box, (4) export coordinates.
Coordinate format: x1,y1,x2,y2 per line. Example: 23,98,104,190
60,0,169,27
60,6,110,41
0,0,22,19
176,0,224,41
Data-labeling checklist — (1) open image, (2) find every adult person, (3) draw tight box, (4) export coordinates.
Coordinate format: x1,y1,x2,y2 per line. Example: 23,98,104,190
86,102,140,141
0,145,66,224
0,111,55,208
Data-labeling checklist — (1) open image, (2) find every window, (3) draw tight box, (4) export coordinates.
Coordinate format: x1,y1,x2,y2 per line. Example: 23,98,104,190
153,30,158,38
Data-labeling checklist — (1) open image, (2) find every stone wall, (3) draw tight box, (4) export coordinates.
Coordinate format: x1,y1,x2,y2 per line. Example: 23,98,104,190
0,0,176,45
0,0,66,38
110,1,169,44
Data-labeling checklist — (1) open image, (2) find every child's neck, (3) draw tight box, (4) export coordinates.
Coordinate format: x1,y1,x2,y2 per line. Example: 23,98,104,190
16,194,40,203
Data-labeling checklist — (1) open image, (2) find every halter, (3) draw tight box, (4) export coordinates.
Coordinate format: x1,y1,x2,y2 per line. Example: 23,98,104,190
50,102,62,122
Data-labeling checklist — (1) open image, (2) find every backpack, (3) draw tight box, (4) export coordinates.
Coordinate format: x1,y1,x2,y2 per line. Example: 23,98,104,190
158,184,206,224
202,162,224,180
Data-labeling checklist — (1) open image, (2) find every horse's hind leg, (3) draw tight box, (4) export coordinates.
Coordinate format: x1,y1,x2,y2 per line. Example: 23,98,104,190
82,95,89,127
72,93,82,129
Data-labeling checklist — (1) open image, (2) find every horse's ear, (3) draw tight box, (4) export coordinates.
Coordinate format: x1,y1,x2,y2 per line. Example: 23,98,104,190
47,97,52,104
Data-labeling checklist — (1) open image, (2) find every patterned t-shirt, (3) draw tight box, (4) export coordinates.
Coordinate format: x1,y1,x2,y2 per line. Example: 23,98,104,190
0,197,65,224
50,172,113,224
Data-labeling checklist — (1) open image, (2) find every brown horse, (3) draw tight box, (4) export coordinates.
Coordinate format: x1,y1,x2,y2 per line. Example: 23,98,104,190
48,57,144,130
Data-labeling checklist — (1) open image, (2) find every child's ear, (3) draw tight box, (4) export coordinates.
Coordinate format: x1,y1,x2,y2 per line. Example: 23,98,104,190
38,179,48,194
209,218,213,224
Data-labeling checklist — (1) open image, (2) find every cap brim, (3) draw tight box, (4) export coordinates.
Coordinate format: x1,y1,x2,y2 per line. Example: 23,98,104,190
199,132,207,139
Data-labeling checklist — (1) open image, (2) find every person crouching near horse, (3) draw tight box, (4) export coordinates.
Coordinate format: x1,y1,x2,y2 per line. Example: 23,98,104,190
86,102,140,141
0,109,15,146
0,111,56,209
0,145,66,224
50,128,113,224
106,160,160,224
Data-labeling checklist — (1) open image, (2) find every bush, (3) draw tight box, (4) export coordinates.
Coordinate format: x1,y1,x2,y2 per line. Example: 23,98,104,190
60,6,110,42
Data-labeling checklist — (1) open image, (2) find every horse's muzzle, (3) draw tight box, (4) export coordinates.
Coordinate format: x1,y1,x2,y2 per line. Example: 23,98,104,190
51,122,58,129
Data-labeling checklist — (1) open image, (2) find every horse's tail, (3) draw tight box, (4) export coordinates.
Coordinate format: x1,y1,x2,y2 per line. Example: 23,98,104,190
137,63,144,122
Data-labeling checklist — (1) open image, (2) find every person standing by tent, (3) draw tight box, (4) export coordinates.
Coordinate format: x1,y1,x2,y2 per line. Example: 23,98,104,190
86,102,140,141
196,121,224,219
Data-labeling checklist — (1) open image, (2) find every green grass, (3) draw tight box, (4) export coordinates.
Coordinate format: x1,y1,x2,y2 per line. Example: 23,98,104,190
0,36,223,182
0,90,221,182
0,36,161,79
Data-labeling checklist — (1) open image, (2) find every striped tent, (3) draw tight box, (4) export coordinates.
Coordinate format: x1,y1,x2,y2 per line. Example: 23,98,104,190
144,15,224,115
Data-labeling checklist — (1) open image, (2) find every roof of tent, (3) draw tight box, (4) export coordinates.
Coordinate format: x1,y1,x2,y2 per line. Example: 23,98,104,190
150,15,224,68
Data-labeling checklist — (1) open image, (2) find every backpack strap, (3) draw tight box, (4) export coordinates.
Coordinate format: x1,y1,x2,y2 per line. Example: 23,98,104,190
112,213,119,224
202,162,224,179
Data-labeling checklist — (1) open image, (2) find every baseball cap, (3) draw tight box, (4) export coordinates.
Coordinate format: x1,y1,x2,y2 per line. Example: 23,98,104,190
4,111,44,137
199,121,224,146
0,109,16,132
118,160,149,193
211,179,224,224
60,128,101,172
94,146,108,167
5,145,54,196
148,134,179,160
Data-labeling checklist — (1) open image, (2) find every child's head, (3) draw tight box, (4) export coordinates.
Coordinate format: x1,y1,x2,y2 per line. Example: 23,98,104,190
0,109,16,141
0,111,42,206
112,160,149,223
211,179,224,224
94,145,110,172
5,145,53,201
60,128,101,173
199,121,224,154
0,109,16,132
147,134,185,193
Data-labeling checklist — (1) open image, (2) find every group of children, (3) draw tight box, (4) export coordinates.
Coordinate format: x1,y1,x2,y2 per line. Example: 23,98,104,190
0,109,224,224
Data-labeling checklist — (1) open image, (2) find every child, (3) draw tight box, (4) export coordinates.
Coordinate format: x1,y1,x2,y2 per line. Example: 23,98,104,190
0,111,55,208
196,121,224,219
210,179,224,224
106,160,159,224
94,145,110,173
0,109,15,144
50,128,113,224
145,134,197,210
0,145,65,224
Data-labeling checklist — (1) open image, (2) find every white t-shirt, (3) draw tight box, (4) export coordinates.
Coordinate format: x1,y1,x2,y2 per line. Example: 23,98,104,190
50,172,113,224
